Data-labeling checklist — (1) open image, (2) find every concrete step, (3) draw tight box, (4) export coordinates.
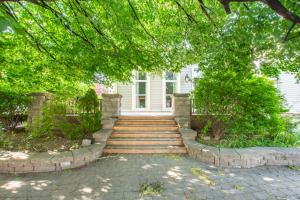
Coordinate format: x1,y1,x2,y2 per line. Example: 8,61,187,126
111,133,181,138
107,138,183,146
103,146,187,154
117,120,176,125
113,125,178,131
118,116,175,120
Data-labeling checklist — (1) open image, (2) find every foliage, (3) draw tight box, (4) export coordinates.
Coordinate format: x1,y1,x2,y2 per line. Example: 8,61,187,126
0,1,299,97
76,88,101,136
195,72,287,135
0,131,13,150
29,89,101,140
0,130,80,152
0,1,299,147
28,98,66,138
139,181,164,197
288,165,300,171
194,70,300,147
0,91,30,132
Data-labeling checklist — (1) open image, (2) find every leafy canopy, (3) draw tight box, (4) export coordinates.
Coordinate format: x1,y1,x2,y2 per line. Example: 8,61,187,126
0,0,299,95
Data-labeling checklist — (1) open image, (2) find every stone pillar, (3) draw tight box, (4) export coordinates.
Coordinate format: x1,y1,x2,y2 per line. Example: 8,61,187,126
101,94,122,129
173,93,191,128
27,92,51,126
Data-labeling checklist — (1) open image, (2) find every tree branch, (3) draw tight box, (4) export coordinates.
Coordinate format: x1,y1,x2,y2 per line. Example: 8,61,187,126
127,0,160,45
197,0,218,28
283,23,296,41
218,0,300,24
175,1,197,23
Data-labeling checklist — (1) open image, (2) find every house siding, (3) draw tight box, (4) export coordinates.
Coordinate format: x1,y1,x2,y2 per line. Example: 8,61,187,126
180,67,193,93
150,75,163,111
114,69,300,114
116,84,133,111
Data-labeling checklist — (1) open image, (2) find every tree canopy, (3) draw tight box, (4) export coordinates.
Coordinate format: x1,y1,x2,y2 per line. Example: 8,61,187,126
0,0,299,95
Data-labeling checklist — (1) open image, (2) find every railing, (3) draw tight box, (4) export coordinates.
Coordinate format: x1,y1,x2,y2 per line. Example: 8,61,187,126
66,99,102,115
190,98,197,115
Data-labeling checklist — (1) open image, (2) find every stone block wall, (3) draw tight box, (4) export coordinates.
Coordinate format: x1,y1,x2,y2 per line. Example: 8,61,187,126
181,129,300,168
27,92,51,126
0,129,112,173
0,143,105,173
173,93,191,128
101,94,122,129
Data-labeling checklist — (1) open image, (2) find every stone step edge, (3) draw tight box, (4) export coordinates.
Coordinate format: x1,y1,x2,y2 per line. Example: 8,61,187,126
104,145,186,149
103,148,187,154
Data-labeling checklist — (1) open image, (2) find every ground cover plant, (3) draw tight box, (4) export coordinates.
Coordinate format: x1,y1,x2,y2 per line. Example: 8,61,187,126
139,181,164,197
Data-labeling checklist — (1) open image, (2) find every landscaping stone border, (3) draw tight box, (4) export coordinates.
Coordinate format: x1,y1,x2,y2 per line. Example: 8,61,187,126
180,128,300,168
0,129,112,173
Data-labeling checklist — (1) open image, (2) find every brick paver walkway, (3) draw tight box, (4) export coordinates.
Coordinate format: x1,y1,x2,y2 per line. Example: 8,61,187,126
0,155,300,200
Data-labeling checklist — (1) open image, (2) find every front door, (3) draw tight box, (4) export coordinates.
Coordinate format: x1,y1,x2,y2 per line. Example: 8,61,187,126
132,71,150,110
162,71,177,111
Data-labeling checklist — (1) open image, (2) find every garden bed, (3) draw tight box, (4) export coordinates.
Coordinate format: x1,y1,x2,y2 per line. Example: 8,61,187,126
0,130,81,153
0,129,112,173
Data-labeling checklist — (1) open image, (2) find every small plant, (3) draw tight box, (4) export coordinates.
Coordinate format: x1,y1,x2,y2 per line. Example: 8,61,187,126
139,181,164,197
190,168,215,186
233,185,244,191
200,120,212,136
164,154,182,161
288,165,300,171
0,131,14,150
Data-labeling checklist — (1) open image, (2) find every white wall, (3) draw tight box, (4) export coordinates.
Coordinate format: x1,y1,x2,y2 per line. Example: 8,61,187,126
116,84,132,112
180,67,193,93
276,73,300,113
150,75,163,111
115,68,300,114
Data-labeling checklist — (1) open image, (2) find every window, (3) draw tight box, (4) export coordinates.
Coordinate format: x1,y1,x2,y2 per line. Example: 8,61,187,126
165,71,176,108
135,72,147,109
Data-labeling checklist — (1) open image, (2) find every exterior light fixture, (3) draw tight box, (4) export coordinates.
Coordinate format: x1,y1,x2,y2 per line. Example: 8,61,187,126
185,74,192,83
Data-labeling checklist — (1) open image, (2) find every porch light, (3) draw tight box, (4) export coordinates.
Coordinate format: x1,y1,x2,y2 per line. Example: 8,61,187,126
185,74,192,83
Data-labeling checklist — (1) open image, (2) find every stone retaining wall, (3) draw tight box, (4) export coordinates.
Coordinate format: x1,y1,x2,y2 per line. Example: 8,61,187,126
0,129,112,173
180,129,300,168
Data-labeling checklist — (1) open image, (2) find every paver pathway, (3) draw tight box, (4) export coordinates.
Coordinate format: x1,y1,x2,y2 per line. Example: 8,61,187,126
0,155,300,200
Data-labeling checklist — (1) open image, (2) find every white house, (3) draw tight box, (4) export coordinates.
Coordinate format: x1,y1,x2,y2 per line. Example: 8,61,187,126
110,65,300,115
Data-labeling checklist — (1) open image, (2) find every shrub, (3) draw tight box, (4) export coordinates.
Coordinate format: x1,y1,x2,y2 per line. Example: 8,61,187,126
29,98,67,138
76,88,101,135
194,69,299,147
29,89,101,140
0,91,30,132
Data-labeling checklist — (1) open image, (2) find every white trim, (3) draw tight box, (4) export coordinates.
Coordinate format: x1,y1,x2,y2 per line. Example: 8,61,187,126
132,71,151,111
176,73,181,93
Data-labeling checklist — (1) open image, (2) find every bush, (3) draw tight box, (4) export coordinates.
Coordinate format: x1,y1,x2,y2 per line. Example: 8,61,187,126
29,99,67,138
194,69,299,147
29,89,101,140
0,91,30,132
